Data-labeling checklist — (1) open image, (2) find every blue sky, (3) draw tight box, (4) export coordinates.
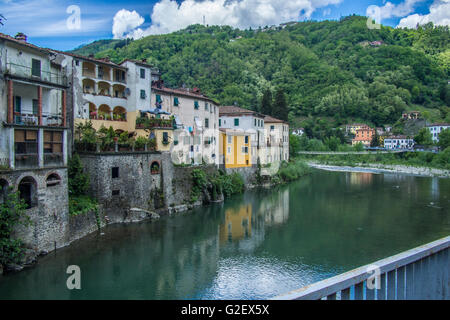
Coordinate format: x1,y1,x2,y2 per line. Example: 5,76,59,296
0,0,446,51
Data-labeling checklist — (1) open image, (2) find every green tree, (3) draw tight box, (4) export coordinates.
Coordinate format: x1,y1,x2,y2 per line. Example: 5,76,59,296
0,188,31,266
438,128,450,150
68,154,90,196
371,132,380,147
414,128,433,146
273,88,289,121
260,89,272,116
289,134,301,157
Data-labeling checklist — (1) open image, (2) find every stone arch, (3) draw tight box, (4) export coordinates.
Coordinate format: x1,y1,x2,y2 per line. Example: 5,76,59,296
98,104,112,120
82,78,95,94
113,106,127,121
97,81,111,96
46,172,62,187
88,102,97,119
0,178,9,204
150,161,160,175
18,176,38,209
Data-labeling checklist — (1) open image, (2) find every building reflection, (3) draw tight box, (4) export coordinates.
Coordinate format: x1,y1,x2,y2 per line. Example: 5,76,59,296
219,204,252,244
346,172,373,186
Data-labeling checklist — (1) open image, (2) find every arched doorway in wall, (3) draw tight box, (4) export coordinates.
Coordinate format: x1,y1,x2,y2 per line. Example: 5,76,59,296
0,179,9,204
18,176,38,209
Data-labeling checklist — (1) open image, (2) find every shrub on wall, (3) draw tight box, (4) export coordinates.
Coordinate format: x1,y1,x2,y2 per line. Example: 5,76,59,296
0,188,31,267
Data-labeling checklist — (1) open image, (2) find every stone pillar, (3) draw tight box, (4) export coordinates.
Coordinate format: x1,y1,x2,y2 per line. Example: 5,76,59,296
37,86,43,125
63,130,68,166
7,80,13,124
38,128,44,168
9,128,15,169
62,90,67,127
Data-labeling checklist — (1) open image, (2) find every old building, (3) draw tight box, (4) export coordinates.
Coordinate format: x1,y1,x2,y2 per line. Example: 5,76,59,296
264,115,289,163
427,123,450,143
346,123,369,135
0,32,70,252
384,136,414,150
402,111,421,120
219,106,265,165
352,127,375,147
151,81,219,165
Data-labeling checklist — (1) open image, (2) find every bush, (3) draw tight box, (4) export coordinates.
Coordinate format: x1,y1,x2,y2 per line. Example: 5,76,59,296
277,160,311,182
0,189,31,266
69,195,98,216
68,154,90,197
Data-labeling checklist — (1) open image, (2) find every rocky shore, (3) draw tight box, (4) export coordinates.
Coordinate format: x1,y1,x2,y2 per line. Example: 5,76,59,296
307,161,450,178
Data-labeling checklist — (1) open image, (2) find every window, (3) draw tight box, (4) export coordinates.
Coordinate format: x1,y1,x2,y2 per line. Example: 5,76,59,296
242,146,248,154
140,90,146,99
205,118,209,128
163,132,169,145
219,119,221,127
140,68,146,79
32,59,41,77
75,60,80,66
46,173,61,187
112,167,119,179
156,94,162,103
245,136,249,144
254,119,257,126
15,129,38,156
205,103,209,111
234,118,239,126
44,131,63,154
227,147,231,154
270,125,275,131
151,161,160,174
174,97,179,106
228,136,232,144
194,101,199,109
112,190,120,196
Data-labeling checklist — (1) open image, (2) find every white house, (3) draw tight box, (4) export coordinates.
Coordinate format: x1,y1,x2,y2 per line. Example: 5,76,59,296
427,123,450,143
384,136,414,150
292,128,304,136
151,81,219,165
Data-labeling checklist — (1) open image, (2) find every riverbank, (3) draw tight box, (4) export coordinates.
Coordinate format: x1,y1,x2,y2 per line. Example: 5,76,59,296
307,161,450,178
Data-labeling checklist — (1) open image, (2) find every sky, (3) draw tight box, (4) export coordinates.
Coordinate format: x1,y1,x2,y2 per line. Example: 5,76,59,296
0,0,448,51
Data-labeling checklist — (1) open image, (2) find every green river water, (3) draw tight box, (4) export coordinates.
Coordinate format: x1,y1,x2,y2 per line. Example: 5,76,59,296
0,169,449,299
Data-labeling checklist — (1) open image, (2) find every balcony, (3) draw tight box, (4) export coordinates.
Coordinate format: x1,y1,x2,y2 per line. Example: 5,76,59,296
135,117,174,129
6,62,67,87
13,112,63,127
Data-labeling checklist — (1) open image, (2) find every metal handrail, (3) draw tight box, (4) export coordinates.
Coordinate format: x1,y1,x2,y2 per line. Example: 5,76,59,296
273,236,450,300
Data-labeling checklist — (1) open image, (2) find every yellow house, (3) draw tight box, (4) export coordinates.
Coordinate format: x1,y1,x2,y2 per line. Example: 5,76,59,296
219,129,251,168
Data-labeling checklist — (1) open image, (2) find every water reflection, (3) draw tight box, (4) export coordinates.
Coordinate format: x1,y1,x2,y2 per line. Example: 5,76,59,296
0,170,448,300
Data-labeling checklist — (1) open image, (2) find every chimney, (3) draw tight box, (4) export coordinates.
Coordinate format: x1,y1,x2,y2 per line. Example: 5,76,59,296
15,33,27,42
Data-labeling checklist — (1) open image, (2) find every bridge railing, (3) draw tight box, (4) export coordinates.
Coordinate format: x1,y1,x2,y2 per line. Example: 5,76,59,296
272,236,449,300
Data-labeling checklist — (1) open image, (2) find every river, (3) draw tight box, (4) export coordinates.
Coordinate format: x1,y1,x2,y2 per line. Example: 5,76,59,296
0,169,449,299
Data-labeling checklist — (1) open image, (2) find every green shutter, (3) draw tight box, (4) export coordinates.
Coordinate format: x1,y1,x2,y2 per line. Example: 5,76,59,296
194,101,199,109
32,59,41,77
234,118,239,126
14,96,21,113
156,94,161,102
174,97,179,106
32,99,38,115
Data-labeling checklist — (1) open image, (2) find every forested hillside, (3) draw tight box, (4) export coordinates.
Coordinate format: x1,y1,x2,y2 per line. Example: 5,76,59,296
72,15,450,132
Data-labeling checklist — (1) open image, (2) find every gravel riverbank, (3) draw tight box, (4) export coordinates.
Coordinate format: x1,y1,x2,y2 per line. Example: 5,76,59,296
307,161,450,178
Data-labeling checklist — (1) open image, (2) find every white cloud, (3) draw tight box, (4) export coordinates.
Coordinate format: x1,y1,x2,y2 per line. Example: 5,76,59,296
112,0,343,39
112,9,145,39
397,0,450,28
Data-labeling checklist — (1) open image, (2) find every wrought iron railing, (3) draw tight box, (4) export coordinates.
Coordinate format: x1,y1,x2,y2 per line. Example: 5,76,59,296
5,62,67,86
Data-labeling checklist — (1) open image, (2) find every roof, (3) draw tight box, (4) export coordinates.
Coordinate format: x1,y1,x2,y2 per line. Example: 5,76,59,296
60,51,127,69
263,115,288,124
427,123,450,127
219,106,264,118
152,85,218,105
0,32,52,55
120,59,155,69
384,136,413,140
